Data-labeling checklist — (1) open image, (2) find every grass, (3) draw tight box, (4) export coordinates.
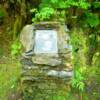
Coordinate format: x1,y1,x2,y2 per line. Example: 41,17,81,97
0,58,21,100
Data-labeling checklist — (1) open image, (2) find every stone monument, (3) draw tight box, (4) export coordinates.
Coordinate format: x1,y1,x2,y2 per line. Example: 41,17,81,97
20,22,73,99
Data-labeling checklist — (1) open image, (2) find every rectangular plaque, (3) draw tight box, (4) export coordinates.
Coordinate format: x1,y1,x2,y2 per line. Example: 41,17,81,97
34,30,58,54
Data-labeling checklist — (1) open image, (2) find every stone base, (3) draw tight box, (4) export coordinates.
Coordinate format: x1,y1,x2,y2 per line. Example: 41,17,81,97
22,76,71,100
21,62,73,100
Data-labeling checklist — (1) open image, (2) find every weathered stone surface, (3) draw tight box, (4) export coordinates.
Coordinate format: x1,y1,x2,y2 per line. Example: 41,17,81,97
20,22,73,99
20,58,33,66
20,24,35,52
32,56,61,66
47,70,58,77
34,21,60,29
47,70,73,78
22,76,70,100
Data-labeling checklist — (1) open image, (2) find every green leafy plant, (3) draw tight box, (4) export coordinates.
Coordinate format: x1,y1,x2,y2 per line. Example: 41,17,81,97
78,0,90,9
11,41,22,56
31,7,55,22
70,28,87,96
93,1,100,8
30,0,92,23
71,70,85,92
30,0,68,22
84,12,100,28
65,0,90,9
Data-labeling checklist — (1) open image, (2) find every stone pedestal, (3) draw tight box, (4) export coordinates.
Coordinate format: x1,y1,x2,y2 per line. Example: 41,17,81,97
20,22,73,99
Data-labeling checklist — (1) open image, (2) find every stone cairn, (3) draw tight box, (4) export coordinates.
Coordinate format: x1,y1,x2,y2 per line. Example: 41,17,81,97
20,22,73,100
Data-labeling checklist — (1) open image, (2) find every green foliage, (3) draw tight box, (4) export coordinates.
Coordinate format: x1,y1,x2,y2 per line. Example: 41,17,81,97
92,52,100,67
72,70,85,92
78,0,90,9
30,0,93,23
84,12,100,28
65,0,90,9
11,41,21,56
40,0,90,9
70,28,87,92
31,7,55,22
70,26,99,99
40,0,67,9
93,1,100,8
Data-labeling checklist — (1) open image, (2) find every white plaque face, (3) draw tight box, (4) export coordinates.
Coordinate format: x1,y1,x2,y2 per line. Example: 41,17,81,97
34,30,58,54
